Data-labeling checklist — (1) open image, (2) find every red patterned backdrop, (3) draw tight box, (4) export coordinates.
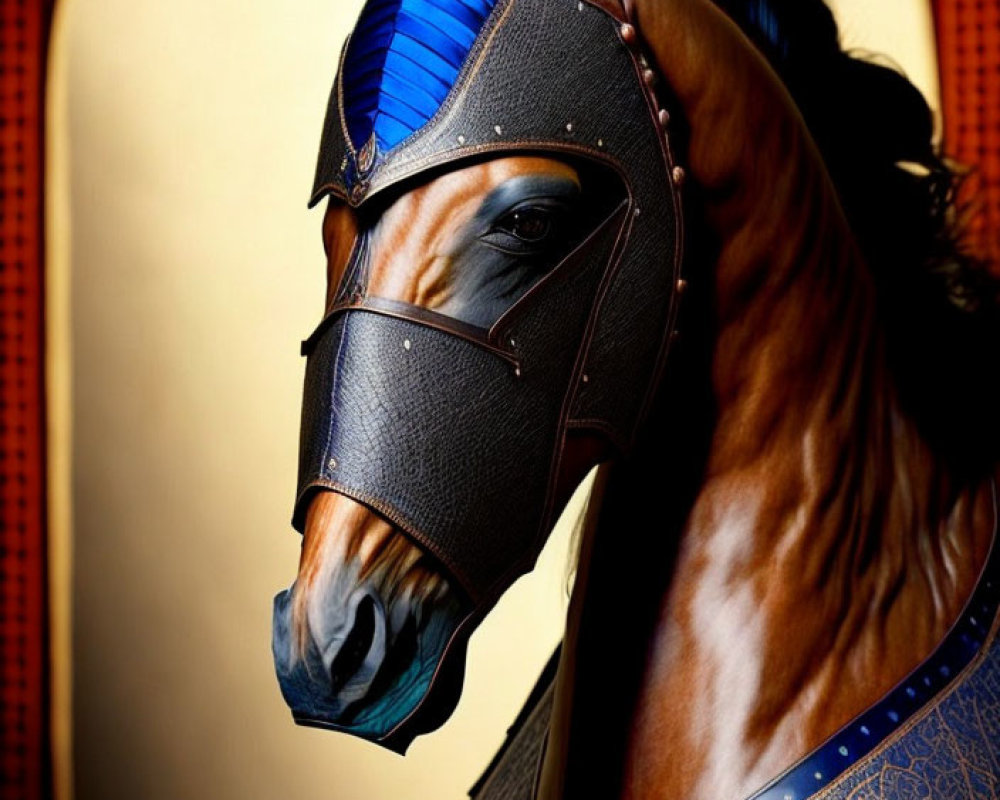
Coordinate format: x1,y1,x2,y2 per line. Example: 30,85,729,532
0,2,996,799
935,0,1000,272
0,1,54,798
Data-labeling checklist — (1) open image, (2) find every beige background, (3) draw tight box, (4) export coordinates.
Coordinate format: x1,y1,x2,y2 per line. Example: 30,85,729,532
61,1,938,798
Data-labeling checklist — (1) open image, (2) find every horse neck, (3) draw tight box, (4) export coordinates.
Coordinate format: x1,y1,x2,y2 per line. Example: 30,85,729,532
615,190,998,799
542,180,998,800
538,4,999,795
700,169,993,644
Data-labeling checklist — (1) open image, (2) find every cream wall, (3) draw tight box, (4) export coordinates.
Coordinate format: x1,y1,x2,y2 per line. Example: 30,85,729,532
63,2,937,799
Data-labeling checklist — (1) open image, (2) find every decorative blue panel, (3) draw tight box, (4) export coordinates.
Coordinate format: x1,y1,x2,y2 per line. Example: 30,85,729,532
343,0,498,156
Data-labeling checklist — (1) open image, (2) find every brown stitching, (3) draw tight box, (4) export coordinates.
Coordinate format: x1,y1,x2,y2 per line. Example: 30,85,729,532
582,0,628,23
555,167,639,438
477,187,637,607
310,183,349,207
305,300,521,368
336,38,356,160
363,140,629,208
614,18,687,448
488,200,630,341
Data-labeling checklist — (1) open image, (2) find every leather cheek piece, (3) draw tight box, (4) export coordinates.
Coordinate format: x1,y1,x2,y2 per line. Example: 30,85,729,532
292,200,629,604
310,0,685,460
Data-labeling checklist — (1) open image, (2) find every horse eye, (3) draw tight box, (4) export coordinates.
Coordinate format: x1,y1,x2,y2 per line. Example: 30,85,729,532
496,207,553,243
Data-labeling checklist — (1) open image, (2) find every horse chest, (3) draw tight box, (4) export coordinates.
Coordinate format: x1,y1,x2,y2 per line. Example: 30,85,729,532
472,539,1000,800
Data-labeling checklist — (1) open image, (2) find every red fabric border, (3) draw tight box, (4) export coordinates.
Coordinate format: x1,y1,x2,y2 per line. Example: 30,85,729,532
0,2,54,798
934,0,1000,270
0,2,986,798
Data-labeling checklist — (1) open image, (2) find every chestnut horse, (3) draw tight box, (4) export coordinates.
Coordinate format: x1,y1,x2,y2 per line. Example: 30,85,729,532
275,0,1000,797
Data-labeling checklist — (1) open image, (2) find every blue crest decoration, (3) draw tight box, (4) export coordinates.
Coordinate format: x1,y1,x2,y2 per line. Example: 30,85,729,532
342,0,499,175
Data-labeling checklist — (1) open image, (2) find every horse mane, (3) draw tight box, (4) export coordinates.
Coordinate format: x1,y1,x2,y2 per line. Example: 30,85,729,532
703,0,1000,470
553,7,1000,794
566,0,1000,614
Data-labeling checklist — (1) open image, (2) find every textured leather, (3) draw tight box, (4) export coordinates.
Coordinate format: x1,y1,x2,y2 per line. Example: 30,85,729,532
295,203,627,603
301,0,684,609
470,648,561,800
814,649,1000,799
286,0,684,750
309,0,684,451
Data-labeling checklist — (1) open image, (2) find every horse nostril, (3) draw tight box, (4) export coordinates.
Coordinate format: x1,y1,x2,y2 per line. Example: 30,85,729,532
330,594,377,695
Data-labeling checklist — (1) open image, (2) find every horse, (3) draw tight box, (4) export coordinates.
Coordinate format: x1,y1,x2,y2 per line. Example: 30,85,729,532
272,0,1000,797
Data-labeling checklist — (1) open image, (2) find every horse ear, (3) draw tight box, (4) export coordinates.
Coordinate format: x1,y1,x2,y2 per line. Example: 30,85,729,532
584,0,629,23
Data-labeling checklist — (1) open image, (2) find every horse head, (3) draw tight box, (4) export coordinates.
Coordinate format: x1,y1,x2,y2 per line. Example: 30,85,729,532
272,0,684,752
272,0,1000,790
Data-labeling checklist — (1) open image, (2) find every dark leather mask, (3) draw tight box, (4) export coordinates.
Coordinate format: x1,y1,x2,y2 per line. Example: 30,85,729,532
274,0,684,751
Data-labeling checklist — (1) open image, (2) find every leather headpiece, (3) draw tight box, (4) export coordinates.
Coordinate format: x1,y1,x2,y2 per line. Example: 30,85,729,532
278,0,684,749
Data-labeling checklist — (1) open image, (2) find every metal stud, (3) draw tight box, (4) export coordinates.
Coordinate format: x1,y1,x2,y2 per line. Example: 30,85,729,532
634,206,641,217
509,337,516,347
566,122,574,133
458,134,466,145
578,1,584,9
403,339,412,351
643,69,657,87
514,367,522,378
328,458,338,470
582,374,590,384
672,166,686,186
676,278,688,293
620,23,637,45
494,124,503,135
597,138,604,148
658,108,671,128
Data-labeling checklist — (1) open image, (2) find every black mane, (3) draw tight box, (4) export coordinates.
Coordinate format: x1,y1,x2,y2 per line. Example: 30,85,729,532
716,0,1000,470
